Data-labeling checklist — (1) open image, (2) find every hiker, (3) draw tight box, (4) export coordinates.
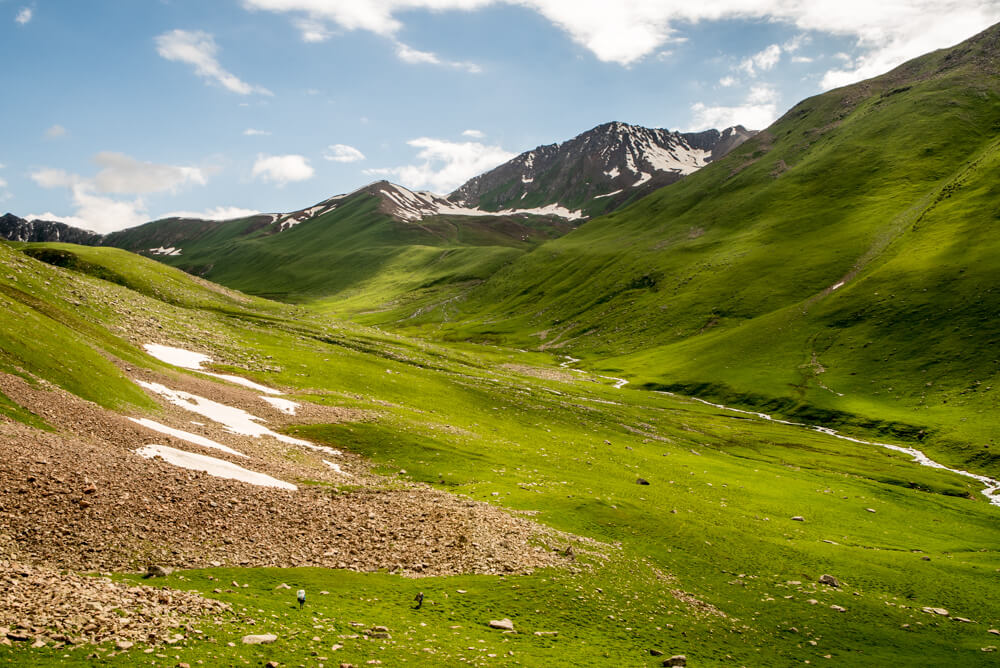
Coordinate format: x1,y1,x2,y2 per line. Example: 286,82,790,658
414,592,424,609
297,589,306,609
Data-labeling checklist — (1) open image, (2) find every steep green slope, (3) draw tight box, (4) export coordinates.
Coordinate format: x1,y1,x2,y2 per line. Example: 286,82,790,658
423,24,1000,472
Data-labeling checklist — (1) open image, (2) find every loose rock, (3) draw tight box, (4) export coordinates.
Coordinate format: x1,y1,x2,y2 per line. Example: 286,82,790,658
241,634,277,645
489,619,515,631
663,655,687,667
818,574,840,588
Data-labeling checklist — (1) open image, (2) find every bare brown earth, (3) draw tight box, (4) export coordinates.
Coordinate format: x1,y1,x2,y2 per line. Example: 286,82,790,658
0,369,580,576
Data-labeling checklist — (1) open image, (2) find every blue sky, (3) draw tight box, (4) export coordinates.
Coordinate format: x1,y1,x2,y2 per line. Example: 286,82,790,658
2,0,998,232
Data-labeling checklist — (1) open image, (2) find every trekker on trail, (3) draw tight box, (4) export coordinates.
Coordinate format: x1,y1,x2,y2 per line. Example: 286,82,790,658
297,589,306,609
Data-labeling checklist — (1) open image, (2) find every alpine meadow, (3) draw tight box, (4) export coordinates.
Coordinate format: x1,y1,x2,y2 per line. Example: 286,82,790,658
2,5,1000,668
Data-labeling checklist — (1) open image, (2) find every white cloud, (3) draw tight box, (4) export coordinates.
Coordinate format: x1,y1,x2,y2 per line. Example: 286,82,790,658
30,168,80,189
45,124,67,139
28,185,148,234
159,206,261,221
91,152,206,194
244,128,272,136
739,44,782,76
252,154,315,185
323,144,365,162
689,84,779,132
28,153,213,233
15,7,31,25
241,1,1000,80
155,29,272,96
461,129,485,138
364,137,515,193
718,75,737,87
791,55,814,63
394,41,481,72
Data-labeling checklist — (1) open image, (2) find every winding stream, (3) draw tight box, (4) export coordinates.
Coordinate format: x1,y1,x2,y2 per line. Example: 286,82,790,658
558,356,1000,506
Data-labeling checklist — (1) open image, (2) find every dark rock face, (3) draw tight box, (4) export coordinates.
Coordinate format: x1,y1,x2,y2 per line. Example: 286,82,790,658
0,213,103,245
448,121,757,217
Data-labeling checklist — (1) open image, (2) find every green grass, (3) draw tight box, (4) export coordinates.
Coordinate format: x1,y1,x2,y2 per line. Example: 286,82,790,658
2,232,1000,665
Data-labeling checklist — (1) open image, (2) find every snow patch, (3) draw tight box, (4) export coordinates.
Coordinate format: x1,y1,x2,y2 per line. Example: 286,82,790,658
831,281,845,290
149,247,182,256
136,444,296,490
143,343,283,395
129,417,248,458
594,189,623,199
632,173,652,187
323,460,351,477
259,396,299,415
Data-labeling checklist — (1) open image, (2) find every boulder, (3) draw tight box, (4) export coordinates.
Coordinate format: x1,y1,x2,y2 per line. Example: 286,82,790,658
818,574,840,587
663,655,686,667
145,564,173,578
922,607,950,616
488,619,515,631
241,634,277,645
791,516,805,522
636,478,650,485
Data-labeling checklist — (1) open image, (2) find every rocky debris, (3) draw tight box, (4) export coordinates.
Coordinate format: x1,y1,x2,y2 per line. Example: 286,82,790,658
0,559,229,647
922,607,950,616
791,516,805,522
818,574,840,588
488,619,515,631
242,633,277,645
0,371,587,577
662,655,687,667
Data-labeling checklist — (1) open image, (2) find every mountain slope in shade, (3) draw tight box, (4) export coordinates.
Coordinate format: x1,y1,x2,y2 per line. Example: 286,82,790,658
0,213,103,246
449,122,756,217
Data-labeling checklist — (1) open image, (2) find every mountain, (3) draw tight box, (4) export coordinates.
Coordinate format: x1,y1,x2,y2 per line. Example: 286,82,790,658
0,213,103,245
427,22,1000,475
449,121,756,217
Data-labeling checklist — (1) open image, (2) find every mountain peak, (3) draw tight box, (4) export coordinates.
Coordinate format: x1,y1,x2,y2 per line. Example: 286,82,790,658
449,121,756,217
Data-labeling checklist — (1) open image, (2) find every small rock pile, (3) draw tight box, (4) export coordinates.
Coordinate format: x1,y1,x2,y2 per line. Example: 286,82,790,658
0,559,229,647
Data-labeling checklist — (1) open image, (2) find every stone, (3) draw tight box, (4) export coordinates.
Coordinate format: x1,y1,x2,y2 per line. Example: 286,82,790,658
177,663,191,668
663,655,687,667
818,574,840,587
791,516,805,522
241,634,277,645
371,626,390,633
830,605,847,612
266,662,280,668
921,556,931,561
533,631,558,636
115,640,134,651
922,607,949,616
488,619,515,631
982,646,997,653
636,478,650,485
275,583,291,590
988,629,1000,635
649,649,664,656
865,508,876,513
145,564,173,578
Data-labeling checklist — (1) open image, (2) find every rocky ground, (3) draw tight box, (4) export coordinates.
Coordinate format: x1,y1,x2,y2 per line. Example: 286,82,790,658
0,359,592,647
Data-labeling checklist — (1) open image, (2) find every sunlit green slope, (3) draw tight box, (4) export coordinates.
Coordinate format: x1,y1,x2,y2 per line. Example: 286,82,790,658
424,24,1000,472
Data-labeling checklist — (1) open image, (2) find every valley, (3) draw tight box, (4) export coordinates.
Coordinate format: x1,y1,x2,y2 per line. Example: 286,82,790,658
2,18,1000,668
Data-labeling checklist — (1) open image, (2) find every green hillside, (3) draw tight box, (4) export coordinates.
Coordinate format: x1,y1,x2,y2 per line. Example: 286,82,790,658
104,187,573,317
414,24,1000,475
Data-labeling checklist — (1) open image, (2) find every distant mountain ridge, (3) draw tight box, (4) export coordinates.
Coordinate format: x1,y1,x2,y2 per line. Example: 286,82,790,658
0,213,103,246
448,122,756,217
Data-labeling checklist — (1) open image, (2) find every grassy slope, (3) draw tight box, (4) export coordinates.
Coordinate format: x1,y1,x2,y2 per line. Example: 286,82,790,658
0,242,998,665
106,193,573,320
411,26,1000,475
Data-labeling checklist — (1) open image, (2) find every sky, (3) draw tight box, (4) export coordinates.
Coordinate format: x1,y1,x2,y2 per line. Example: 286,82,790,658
2,1,999,233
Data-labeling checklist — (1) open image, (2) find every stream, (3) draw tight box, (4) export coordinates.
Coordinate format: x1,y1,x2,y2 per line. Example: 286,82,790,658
558,356,1000,506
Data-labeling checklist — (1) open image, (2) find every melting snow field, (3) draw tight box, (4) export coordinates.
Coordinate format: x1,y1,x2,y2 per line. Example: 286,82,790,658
129,417,248,458
143,343,283,395
136,444,296,490
323,460,351,476
135,381,312,446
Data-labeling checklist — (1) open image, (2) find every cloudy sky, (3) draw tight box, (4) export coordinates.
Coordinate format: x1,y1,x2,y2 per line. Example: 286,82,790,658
2,1,998,232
